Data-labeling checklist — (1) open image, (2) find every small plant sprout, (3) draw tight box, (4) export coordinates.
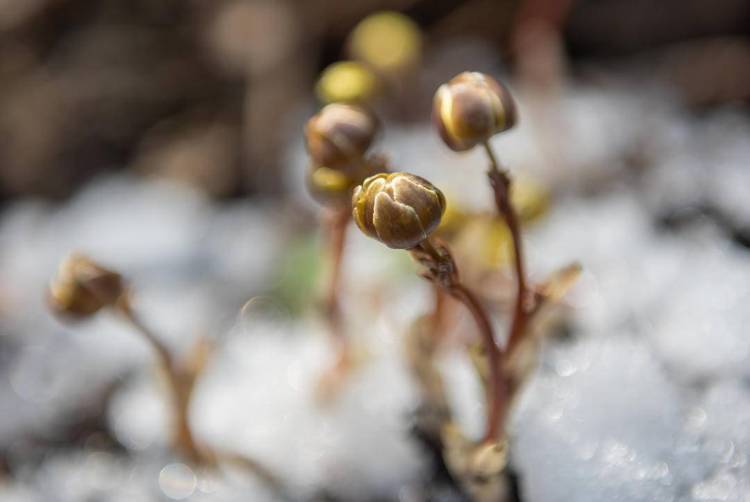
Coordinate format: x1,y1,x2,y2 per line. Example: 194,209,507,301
48,254,284,494
352,170,578,500
352,173,506,442
304,102,383,398
433,71,531,359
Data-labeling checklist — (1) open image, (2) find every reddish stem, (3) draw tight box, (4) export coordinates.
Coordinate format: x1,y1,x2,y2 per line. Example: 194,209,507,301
451,284,506,442
431,284,448,339
483,142,529,357
415,239,505,442
323,207,351,354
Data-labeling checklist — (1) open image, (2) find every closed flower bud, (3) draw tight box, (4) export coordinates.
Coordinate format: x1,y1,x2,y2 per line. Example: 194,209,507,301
315,61,378,104
306,165,358,207
432,72,516,151
352,172,446,249
48,253,124,318
348,11,422,73
305,103,379,168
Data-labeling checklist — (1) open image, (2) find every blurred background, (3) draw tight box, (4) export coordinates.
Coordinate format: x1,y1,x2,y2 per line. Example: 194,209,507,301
0,0,750,501
0,0,748,200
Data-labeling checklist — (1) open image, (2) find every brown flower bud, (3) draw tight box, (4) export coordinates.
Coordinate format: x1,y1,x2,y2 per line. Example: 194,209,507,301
48,253,125,318
305,103,379,168
432,72,516,152
352,172,446,249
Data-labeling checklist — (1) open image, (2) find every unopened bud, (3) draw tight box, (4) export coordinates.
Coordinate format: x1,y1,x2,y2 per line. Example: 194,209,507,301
352,172,445,249
48,253,124,318
307,165,359,207
348,11,422,73
433,72,516,152
305,103,378,168
315,61,378,104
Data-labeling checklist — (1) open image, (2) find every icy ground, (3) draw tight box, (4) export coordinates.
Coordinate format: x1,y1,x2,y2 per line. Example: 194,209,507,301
1,84,750,501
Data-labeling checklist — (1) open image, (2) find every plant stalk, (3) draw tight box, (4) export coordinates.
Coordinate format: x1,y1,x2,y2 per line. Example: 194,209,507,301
483,141,529,357
414,239,505,442
116,300,203,464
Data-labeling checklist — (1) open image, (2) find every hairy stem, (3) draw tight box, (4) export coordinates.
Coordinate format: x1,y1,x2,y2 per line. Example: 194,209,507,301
483,141,529,357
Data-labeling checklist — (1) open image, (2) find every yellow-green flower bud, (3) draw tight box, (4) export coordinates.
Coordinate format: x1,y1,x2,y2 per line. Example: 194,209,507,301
305,103,379,168
307,165,358,207
48,253,124,318
315,61,378,104
352,172,446,249
348,11,422,74
432,72,516,152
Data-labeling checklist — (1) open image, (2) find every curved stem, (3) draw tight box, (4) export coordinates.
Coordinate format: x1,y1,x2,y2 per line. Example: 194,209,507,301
450,284,506,442
483,141,529,357
115,300,286,494
115,300,202,463
414,239,505,442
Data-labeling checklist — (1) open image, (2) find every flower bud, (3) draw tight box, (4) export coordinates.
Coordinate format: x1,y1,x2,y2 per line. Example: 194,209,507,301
315,61,378,104
432,72,516,151
348,11,422,74
352,172,445,249
305,103,379,168
306,165,358,207
48,253,124,318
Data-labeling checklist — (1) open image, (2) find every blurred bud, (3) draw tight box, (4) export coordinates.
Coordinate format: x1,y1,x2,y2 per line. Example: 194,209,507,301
315,61,378,104
352,172,445,249
433,72,517,152
464,441,509,500
469,441,508,479
511,177,549,224
307,165,358,207
348,11,422,74
48,254,124,318
305,103,379,168
435,194,469,239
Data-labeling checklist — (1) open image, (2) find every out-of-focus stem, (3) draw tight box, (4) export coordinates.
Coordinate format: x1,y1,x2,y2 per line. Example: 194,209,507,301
432,284,448,339
483,141,529,357
115,300,203,464
322,206,352,368
114,300,287,495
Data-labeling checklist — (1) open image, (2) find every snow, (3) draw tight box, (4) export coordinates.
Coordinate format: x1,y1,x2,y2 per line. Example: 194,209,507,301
2,80,750,500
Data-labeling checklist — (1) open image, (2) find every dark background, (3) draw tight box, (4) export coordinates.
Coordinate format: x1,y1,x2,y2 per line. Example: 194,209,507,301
0,0,747,202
